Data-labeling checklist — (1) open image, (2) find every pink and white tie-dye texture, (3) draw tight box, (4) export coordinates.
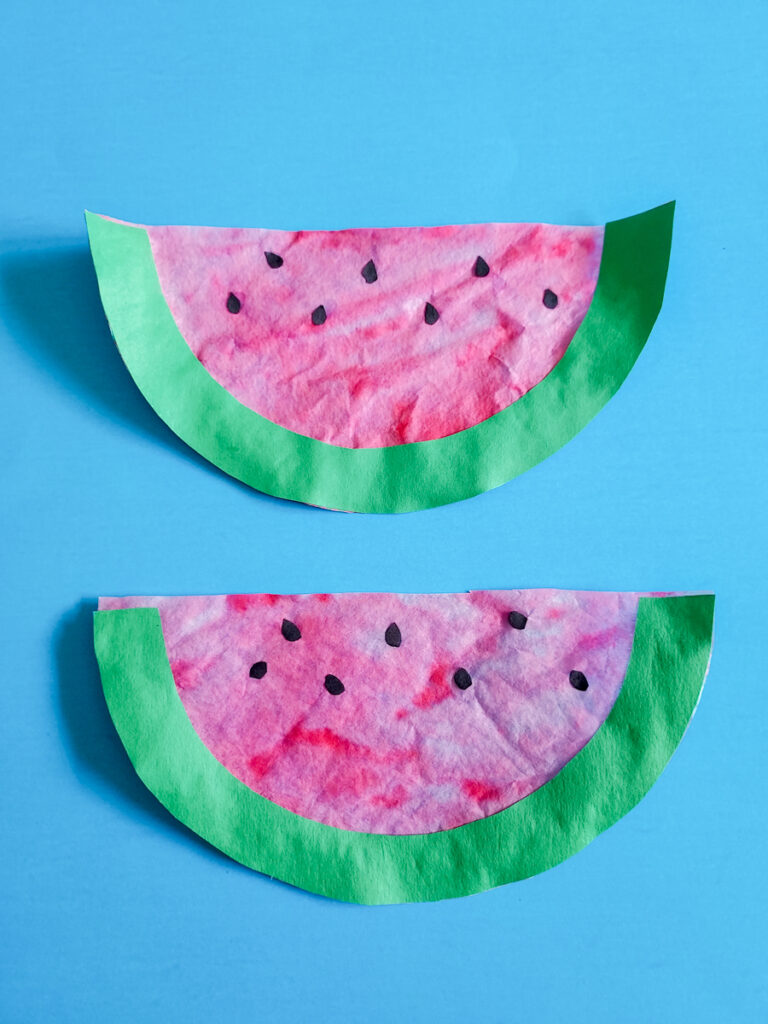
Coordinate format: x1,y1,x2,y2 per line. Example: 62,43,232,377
145,221,603,447
99,590,643,835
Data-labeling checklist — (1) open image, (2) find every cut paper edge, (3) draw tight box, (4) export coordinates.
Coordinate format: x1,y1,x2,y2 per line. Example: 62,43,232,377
93,592,713,904
85,203,674,513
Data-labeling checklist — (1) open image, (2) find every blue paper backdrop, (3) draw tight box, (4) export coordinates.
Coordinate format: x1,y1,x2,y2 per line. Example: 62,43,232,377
1,2,765,1021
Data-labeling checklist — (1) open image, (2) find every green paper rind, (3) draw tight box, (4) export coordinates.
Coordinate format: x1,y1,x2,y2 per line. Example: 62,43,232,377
93,593,713,904
86,203,674,512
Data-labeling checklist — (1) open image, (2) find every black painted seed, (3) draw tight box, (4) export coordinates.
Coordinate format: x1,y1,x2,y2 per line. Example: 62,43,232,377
453,667,472,690
543,288,558,309
385,622,402,648
281,619,302,642
226,292,241,314
324,674,345,695
311,304,327,326
508,611,528,630
569,670,589,691
474,256,490,277
424,302,440,325
264,251,284,269
249,661,267,679
361,259,378,284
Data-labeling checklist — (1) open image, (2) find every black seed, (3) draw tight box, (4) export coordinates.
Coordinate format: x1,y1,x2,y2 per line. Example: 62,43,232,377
281,618,301,642
543,288,558,309
424,302,440,325
264,251,284,269
569,670,589,691
324,674,345,695
508,611,528,630
453,667,472,690
385,622,402,648
226,292,241,314
311,304,327,325
474,256,490,277
361,259,378,284
249,661,267,679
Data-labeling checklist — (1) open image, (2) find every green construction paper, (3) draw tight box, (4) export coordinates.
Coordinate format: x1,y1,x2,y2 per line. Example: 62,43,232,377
93,593,713,904
86,203,674,513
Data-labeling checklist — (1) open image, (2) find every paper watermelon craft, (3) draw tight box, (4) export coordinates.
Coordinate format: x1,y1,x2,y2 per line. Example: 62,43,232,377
94,589,713,903
86,202,674,512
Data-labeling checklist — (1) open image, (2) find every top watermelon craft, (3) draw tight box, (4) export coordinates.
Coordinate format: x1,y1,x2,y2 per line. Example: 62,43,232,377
86,202,673,512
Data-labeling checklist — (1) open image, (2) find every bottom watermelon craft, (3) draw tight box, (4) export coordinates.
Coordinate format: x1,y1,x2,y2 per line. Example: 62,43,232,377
94,589,714,904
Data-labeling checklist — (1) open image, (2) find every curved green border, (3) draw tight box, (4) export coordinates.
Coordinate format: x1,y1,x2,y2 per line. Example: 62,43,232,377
86,203,674,512
93,593,713,904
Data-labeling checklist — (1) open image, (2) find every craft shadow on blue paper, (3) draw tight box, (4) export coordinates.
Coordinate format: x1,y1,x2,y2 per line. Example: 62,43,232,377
55,600,331,903
0,240,302,513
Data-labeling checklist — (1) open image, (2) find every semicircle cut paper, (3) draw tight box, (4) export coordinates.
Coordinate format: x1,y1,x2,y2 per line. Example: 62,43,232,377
93,588,713,904
86,203,674,512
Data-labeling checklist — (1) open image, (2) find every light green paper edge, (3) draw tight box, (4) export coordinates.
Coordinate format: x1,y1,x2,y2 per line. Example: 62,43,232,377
85,203,674,513
93,593,713,905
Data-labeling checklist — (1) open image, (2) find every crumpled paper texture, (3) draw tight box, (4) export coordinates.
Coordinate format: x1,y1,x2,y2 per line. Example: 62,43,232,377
86,204,673,511
93,594,714,902
100,589,640,834
146,221,603,446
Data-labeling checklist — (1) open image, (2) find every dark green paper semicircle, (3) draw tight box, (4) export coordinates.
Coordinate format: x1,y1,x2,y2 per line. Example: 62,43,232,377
93,594,714,905
85,203,674,513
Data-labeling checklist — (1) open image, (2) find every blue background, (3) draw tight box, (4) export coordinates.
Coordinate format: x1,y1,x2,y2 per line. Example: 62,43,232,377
1,2,765,1021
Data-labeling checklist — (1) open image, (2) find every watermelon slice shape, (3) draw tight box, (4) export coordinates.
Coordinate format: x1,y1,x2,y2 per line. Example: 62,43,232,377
94,589,713,903
86,203,674,512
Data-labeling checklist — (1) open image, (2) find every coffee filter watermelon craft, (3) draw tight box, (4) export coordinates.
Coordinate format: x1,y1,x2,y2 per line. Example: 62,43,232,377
86,202,674,512
94,589,713,904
